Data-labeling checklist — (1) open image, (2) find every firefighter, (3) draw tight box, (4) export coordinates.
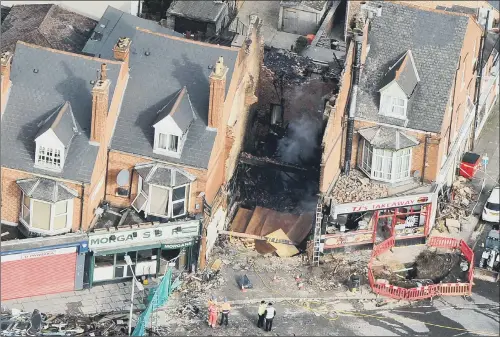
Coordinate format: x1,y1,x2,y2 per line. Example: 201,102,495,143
257,300,267,328
207,296,218,328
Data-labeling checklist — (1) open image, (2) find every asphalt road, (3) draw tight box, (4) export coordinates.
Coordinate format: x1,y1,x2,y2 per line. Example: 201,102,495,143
162,280,499,336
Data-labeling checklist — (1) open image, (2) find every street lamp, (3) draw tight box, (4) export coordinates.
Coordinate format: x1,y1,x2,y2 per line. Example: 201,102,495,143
125,254,144,336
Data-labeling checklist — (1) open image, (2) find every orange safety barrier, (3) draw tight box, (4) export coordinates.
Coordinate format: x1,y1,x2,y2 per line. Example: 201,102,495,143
368,236,475,300
427,236,460,249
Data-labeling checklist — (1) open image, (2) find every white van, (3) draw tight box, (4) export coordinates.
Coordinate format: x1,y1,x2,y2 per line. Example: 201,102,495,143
482,186,500,223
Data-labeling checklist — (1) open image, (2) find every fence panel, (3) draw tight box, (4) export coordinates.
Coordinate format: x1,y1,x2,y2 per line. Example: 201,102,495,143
428,237,460,249
372,237,395,258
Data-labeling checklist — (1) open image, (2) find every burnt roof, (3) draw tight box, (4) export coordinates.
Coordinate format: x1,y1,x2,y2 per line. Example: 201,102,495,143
1,4,96,54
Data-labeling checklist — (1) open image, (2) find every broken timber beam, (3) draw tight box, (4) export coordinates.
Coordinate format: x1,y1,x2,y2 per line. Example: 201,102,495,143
239,153,309,174
218,230,298,246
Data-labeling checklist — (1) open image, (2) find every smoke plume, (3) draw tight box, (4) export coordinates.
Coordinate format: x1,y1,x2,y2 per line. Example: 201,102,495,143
277,115,321,165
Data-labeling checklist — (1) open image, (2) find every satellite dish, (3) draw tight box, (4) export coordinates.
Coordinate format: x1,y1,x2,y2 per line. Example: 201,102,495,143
117,169,130,187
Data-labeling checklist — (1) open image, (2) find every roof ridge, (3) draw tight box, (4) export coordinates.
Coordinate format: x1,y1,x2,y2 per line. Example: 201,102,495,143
391,1,473,18
135,27,240,51
16,41,124,65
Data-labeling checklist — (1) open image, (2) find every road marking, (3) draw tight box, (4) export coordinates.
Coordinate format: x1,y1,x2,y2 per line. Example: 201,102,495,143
453,332,468,337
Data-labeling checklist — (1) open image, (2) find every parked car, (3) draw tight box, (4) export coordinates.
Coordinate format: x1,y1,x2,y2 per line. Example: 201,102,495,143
482,186,500,224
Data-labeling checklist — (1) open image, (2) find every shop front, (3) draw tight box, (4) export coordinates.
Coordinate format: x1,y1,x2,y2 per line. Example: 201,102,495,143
1,234,88,300
87,220,200,286
324,192,435,252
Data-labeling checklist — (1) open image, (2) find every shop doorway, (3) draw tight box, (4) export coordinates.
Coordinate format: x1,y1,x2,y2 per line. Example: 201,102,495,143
159,248,181,274
374,204,430,243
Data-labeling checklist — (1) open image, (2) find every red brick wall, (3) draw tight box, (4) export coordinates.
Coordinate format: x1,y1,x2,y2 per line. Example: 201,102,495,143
1,253,76,300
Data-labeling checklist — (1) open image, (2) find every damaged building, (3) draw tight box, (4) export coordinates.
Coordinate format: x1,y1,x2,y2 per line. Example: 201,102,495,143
316,1,492,257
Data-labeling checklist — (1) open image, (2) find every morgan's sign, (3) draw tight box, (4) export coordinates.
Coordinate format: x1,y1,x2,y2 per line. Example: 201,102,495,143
333,193,433,216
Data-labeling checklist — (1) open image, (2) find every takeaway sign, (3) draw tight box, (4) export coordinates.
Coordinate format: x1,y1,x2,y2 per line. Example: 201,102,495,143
332,193,433,217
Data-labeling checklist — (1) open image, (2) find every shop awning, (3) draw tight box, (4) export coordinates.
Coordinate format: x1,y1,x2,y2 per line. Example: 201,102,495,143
92,243,162,256
358,126,419,150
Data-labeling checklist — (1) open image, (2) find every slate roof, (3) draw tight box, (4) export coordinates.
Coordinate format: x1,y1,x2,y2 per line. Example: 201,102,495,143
135,163,195,187
380,50,420,98
1,42,121,183
355,2,469,133
281,0,327,12
92,28,238,169
435,5,477,16
1,4,96,54
358,126,419,150
82,5,182,57
167,0,227,23
16,178,78,203
154,87,195,134
35,101,78,150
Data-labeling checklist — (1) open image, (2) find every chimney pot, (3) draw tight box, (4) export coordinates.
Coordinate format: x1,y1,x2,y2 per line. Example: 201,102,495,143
1,52,13,75
100,63,107,81
113,37,132,62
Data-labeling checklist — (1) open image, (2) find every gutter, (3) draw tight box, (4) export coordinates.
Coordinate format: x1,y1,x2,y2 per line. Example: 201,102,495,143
80,183,85,231
343,29,363,175
472,11,489,149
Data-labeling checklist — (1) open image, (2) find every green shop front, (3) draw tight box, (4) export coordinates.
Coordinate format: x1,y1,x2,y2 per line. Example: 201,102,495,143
86,220,200,286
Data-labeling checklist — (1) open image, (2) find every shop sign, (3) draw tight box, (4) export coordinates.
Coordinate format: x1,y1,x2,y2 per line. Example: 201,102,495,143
162,240,194,250
322,232,373,249
1,247,76,262
333,193,433,216
88,220,200,250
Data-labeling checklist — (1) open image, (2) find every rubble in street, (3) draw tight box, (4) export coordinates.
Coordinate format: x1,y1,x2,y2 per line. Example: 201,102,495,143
329,169,389,204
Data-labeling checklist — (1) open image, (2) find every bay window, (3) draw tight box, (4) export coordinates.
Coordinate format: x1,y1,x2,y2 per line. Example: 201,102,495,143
20,194,73,233
133,176,189,218
360,139,412,183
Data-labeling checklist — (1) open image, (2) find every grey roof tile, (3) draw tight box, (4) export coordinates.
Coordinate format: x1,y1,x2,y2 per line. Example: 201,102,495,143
82,6,182,58
134,163,195,187
358,126,419,150
16,177,78,202
1,4,96,54
380,50,420,98
105,28,237,169
355,2,469,133
35,101,77,150
167,1,227,23
1,42,121,183
154,87,195,134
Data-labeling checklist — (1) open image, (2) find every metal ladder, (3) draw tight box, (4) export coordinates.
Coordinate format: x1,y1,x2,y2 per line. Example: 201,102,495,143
312,200,323,266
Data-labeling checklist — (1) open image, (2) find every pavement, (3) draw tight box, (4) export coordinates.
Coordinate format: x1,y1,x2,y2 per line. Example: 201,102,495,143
235,0,302,50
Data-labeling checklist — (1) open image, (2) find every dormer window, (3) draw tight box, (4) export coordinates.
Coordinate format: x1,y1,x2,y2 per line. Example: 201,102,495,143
153,87,195,158
34,102,77,172
379,50,420,120
158,133,179,153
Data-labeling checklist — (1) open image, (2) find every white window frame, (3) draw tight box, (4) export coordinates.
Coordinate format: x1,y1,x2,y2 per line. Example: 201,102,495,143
35,144,64,171
19,193,73,234
359,139,413,183
154,132,183,158
380,93,408,119
133,176,189,219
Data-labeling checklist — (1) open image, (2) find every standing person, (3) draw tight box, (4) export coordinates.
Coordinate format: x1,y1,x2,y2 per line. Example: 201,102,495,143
220,298,231,326
264,303,276,332
208,301,219,328
257,300,267,328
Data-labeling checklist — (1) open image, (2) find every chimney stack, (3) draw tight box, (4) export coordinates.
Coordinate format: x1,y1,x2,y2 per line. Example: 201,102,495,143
208,56,228,129
113,37,131,63
91,63,111,144
1,52,13,115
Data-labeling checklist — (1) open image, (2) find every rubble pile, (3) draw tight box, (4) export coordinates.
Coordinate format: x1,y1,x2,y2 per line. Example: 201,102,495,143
438,176,478,223
263,47,320,84
329,170,389,203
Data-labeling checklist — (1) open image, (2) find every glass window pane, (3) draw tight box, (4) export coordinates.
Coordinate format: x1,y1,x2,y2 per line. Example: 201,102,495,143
150,185,169,215
55,201,67,215
172,186,186,201
32,200,51,230
172,201,185,217
137,249,155,262
53,214,67,230
158,133,168,149
95,254,114,267
168,135,179,152
23,195,30,208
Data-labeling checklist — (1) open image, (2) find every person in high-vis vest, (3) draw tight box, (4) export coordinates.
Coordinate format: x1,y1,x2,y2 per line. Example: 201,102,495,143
264,303,276,332
208,300,219,328
257,300,267,328
220,298,231,326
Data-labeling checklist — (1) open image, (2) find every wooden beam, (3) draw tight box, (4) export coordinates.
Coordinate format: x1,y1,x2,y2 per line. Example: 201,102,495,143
218,230,298,246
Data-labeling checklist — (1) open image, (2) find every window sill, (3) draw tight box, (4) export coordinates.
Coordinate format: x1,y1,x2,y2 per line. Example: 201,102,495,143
359,167,413,185
18,218,71,236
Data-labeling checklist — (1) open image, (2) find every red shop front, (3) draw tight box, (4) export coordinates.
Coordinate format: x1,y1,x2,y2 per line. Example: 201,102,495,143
325,193,435,251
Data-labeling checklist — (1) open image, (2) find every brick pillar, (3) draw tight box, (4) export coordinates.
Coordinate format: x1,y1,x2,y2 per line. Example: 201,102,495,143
1,52,13,115
91,64,111,144
208,56,228,129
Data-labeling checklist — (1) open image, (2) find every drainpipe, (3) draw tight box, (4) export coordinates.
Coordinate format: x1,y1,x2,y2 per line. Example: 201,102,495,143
79,183,85,231
343,29,363,175
421,134,430,183
447,58,460,153
472,10,489,149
